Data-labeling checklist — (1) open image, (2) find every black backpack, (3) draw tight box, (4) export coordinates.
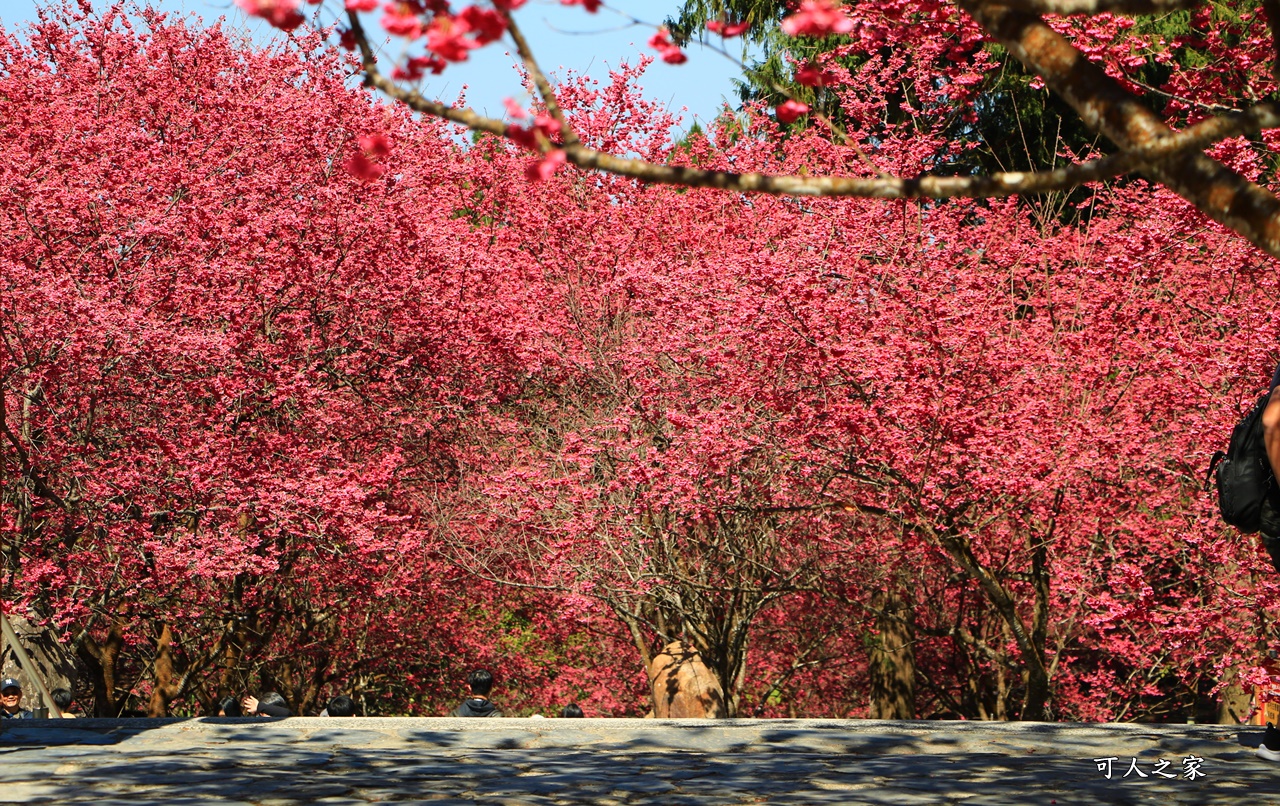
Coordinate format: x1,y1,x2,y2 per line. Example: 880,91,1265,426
1209,390,1278,533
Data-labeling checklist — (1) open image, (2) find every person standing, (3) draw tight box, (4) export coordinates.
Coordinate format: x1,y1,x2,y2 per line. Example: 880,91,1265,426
321,695,357,716
216,697,243,717
450,670,503,717
0,678,33,719
1254,364,1280,574
1257,364,1280,761
50,688,76,718
240,692,291,717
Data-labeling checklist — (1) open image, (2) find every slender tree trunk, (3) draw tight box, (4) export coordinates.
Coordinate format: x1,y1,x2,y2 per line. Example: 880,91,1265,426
936,526,1052,721
1022,665,1051,721
868,591,915,719
78,617,125,717
147,622,182,717
1216,668,1252,725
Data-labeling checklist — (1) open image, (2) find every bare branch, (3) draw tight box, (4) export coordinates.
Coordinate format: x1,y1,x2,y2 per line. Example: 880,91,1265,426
0,390,68,512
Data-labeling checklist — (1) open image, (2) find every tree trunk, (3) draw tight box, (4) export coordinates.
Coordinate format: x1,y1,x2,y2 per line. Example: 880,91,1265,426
147,623,183,717
1022,667,1051,721
935,519,1054,721
78,617,125,717
867,591,915,719
1216,670,1252,725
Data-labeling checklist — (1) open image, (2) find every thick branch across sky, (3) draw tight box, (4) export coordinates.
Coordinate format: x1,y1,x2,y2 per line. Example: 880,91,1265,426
345,0,1280,259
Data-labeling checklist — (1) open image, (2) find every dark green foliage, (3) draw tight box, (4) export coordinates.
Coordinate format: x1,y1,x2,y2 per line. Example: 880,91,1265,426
667,0,856,121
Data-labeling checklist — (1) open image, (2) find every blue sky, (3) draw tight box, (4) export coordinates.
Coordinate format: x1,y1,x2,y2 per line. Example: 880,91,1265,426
0,0,750,126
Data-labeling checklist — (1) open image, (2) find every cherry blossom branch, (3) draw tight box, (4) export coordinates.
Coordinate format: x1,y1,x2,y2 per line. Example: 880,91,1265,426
347,12,509,141
357,28,1279,184
500,12,580,147
1121,75,1246,116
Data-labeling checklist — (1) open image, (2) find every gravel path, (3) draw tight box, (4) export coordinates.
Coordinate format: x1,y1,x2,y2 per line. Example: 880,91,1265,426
0,717,1272,804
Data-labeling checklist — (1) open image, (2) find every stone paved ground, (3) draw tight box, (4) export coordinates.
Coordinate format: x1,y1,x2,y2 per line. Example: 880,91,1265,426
1,717,1276,804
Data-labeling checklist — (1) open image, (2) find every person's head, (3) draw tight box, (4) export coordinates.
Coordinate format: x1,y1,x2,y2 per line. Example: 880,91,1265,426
466,669,493,697
560,703,584,718
217,697,242,717
259,691,288,709
326,695,356,717
1,678,22,713
50,688,72,711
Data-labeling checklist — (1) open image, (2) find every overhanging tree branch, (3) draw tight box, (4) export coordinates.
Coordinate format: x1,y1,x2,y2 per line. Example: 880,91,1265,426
961,0,1280,258
350,6,1280,257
